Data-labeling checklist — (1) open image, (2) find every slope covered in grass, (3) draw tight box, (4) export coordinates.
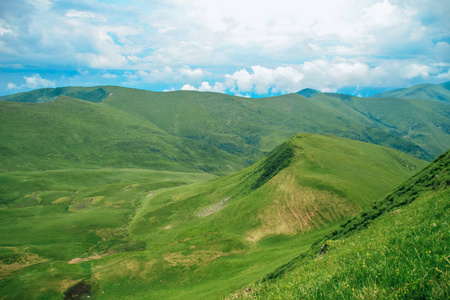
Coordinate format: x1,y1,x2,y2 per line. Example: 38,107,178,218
371,81,450,102
0,95,245,173
2,84,449,168
232,149,450,299
102,86,447,160
0,133,428,299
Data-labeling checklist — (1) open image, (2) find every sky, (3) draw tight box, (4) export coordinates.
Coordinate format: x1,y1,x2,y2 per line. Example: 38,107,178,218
0,0,449,97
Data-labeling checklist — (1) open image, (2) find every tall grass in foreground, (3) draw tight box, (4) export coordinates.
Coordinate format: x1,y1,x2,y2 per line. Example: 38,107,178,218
232,189,449,299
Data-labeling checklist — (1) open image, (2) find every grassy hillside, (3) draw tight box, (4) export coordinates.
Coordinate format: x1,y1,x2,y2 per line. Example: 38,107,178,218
102,87,447,160
231,149,450,299
2,85,449,169
0,95,245,174
0,86,111,103
316,93,450,161
0,133,428,299
371,81,450,102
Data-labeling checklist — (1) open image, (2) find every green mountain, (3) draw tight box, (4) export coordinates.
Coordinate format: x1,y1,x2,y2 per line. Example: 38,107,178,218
2,85,449,172
371,81,450,102
297,88,320,98
0,86,110,104
0,95,246,174
0,133,428,299
231,149,450,299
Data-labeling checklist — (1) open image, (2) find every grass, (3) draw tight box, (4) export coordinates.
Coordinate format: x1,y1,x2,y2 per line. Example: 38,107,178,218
230,149,450,299
0,133,429,299
233,188,449,300
0,96,246,174
0,84,448,299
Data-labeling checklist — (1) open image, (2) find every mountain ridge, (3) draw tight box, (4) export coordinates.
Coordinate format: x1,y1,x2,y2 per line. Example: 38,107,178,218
2,84,449,171
232,148,449,299
371,81,450,102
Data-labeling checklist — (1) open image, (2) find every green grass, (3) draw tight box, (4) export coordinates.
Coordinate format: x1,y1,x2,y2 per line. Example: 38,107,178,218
230,149,450,300
0,133,429,299
0,95,246,174
233,189,449,300
0,83,448,299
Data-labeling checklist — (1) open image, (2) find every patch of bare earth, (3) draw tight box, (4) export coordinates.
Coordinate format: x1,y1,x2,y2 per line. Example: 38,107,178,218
196,197,230,218
0,252,49,278
163,249,241,267
246,174,358,241
68,253,108,264
93,258,157,281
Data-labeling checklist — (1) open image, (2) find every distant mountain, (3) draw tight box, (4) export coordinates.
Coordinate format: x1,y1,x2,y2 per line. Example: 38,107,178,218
371,81,450,102
1,85,450,172
0,86,110,103
296,88,320,98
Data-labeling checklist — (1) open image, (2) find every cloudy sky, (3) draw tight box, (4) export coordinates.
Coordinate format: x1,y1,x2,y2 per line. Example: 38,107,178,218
1,0,449,97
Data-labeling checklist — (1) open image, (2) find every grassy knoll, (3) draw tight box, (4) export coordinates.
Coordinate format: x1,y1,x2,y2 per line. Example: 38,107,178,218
231,149,450,299
0,133,428,299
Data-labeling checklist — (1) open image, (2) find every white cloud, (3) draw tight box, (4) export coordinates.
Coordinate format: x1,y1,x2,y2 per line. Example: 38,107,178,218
0,27,12,35
180,82,226,93
102,73,118,79
23,74,56,89
434,42,450,62
435,69,450,80
198,82,225,93
7,74,56,91
7,82,18,89
222,58,448,95
128,66,210,84
225,66,304,95
65,9,99,19
180,84,197,91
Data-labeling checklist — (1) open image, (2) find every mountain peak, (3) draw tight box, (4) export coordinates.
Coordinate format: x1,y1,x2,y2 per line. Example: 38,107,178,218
297,88,320,98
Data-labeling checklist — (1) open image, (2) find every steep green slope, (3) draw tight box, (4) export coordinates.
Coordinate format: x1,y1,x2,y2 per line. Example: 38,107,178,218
371,81,450,102
232,149,450,299
0,95,245,173
0,133,427,299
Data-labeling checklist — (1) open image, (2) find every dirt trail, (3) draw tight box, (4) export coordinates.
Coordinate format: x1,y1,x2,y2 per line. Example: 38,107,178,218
68,253,109,264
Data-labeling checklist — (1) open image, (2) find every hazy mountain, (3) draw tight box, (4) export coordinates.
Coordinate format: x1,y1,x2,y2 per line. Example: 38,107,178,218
371,81,450,102
296,88,320,98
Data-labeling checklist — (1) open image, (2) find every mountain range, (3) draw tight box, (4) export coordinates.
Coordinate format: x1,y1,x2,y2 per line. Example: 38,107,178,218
0,82,449,299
